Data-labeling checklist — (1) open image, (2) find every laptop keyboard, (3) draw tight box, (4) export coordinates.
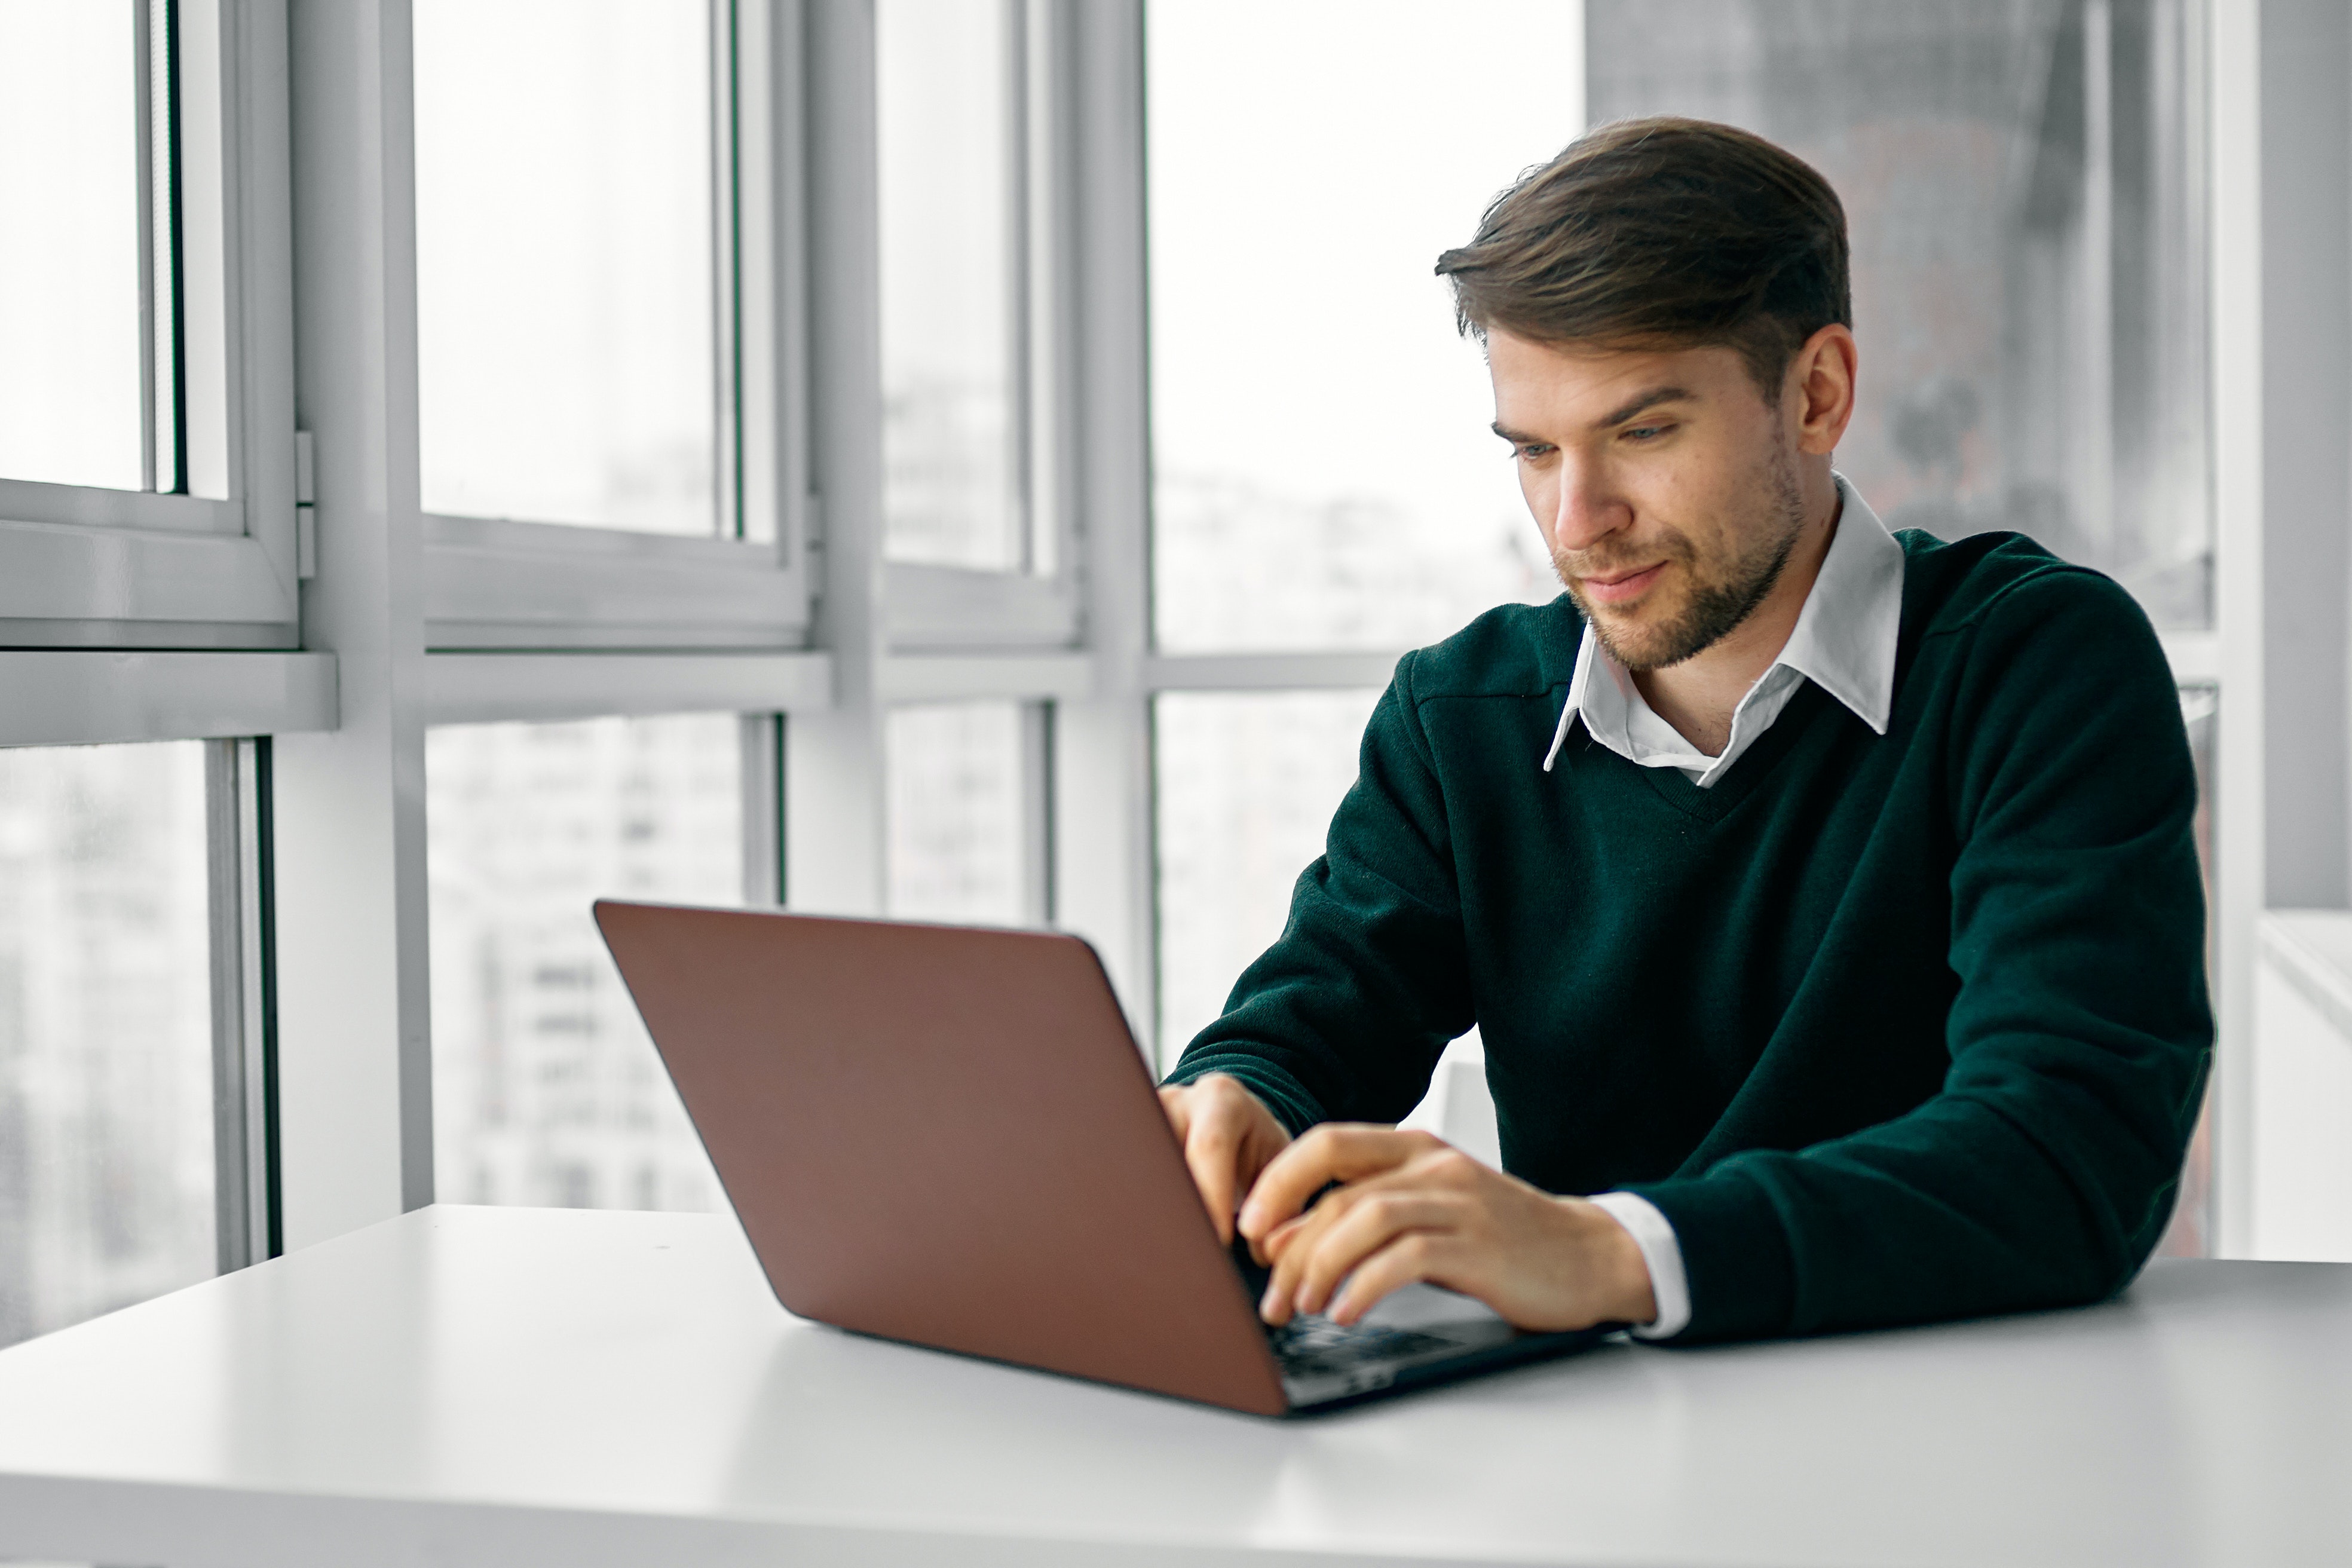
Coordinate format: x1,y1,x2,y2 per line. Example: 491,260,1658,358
1264,1315,1452,1377
1228,1236,1456,1379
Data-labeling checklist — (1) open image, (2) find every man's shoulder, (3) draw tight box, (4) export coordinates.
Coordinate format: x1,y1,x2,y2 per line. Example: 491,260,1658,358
1895,528,2150,644
1400,597,1585,705
1894,528,2169,715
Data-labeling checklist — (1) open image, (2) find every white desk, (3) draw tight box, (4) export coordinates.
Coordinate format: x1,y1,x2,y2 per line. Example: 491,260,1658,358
0,1206,2344,1567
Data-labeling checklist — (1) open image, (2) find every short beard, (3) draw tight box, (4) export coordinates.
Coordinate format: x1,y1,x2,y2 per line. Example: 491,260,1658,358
1557,442,1808,673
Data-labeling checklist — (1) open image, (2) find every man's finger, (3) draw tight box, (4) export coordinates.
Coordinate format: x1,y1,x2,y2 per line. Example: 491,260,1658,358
1184,1112,1243,1245
1287,1190,1459,1319
1238,1124,1440,1245
1325,1230,1458,1327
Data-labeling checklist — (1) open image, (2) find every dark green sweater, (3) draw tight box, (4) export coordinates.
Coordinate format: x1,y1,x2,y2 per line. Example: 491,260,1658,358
1166,531,2212,1343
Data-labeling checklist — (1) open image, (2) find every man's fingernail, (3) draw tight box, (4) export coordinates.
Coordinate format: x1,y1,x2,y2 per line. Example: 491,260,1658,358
1259,1284,1283,1319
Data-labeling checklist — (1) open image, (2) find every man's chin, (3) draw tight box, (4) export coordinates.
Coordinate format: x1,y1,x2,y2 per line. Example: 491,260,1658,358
1582,604,1697,673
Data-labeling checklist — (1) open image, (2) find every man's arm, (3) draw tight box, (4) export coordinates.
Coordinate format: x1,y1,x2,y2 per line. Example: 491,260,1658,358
1625,567,2213,1342
1149,647,1672,1331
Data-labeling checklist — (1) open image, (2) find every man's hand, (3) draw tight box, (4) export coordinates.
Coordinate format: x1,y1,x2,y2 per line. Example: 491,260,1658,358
1238,1124,1657,1333
1158,1074,1294,1247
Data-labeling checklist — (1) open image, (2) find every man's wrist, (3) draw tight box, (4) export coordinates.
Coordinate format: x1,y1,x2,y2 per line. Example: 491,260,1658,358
1570,1195,1659,1327
1585,1191,1692,1338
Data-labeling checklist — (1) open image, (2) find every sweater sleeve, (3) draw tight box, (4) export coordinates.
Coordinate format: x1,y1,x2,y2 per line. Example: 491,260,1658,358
1630,566,2214,1342
1160,655,1476,1133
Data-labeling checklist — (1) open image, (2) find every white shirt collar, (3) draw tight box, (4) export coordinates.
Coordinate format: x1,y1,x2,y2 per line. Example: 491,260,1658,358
1542,474,1906,777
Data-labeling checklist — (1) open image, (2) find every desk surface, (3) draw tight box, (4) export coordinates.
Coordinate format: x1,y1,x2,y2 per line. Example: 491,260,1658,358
0,1205,2344,1567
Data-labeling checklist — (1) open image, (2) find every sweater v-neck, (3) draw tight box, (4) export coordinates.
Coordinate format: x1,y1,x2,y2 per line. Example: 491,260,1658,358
1594,679,1841,823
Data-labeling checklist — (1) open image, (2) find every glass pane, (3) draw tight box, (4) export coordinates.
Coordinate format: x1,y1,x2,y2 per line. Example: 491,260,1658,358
1587,0,2212,629
1146,2,1579,653
877,0,1024,570
0,3,145,490
1153,690,1381,1064
414,0,721,535
884,702,1027,925
0,743,215,1348
427,715,742,1212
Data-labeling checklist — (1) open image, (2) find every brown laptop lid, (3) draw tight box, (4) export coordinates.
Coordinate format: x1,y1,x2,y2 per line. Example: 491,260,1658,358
593,901,1288,1417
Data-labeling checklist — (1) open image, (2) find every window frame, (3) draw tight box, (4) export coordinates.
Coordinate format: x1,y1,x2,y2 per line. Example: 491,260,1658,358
877,0,1085,651
0,0,301,651
411,0,816,653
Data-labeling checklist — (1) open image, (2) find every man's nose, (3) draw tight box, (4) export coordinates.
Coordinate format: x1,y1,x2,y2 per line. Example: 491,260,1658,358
1549,458,1625,553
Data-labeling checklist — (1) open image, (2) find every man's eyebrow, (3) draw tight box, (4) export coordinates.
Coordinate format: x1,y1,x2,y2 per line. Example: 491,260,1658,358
1595,385,1695,428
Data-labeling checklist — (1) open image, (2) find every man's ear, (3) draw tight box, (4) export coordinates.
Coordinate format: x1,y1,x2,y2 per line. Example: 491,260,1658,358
1790,324,1858,455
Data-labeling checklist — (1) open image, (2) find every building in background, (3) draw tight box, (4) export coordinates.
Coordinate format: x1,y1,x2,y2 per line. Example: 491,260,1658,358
428,716,740,1214
0,745,215,1348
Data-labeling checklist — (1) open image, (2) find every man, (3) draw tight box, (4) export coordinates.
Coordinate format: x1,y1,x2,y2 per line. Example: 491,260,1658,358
1157,117,2211,1345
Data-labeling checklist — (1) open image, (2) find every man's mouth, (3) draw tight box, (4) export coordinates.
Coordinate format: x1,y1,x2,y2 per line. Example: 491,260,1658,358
1577,562,1666,607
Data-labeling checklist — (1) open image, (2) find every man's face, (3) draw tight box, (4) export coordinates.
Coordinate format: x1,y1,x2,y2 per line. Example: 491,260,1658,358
1488,331,1807,671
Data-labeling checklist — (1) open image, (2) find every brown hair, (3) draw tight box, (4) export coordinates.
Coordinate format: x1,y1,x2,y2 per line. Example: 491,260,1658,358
1435,117,1850,399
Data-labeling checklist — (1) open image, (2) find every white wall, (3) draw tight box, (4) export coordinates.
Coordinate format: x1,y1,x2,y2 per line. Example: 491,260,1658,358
2252,914,2352,1260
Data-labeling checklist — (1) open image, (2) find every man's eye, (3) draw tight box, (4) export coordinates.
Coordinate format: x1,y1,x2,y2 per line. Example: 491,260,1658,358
1624,424,1671,442
1514,445,1553,462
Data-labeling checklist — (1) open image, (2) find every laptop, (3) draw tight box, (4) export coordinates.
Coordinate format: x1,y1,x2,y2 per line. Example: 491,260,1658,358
592,899,1613,1416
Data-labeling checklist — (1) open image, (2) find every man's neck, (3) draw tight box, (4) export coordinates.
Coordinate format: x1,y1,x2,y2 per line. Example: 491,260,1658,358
1631,481,1843,757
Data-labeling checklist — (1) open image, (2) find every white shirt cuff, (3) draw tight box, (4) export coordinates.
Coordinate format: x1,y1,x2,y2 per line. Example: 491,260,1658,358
1586,1191,1692,1340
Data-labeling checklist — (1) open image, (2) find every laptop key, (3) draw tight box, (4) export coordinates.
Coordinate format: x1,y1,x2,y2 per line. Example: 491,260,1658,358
1266,1316,1453,1376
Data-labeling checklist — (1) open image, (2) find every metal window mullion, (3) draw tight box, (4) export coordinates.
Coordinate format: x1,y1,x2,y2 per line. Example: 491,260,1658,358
205,737,274,1273
1026,0,1081,588
134,0,161,495
1048,0,1156,1055
711,0,743,541
1019,700,1054,925
1004,0,1036,575
154,0,188,495
740,713,785,906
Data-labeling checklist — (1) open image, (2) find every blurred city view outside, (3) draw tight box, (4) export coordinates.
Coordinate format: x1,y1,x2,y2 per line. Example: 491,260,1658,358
885,703,1028,926
0,745,215,1349
1154,691,1382,1061
427,716,742,1214
0,3,145,492
1146,0,1581,656
876,0,1028,571
412,0,722,537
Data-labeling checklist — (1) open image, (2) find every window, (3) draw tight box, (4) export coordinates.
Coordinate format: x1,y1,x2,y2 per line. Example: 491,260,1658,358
1145,0,1581,654
1153,690,1380,1064
877,0,1027,571
410,0,806,650
414,0,725,538
0,0,293,648
0,742,216,1347
884,701,1036,926
426,715,744,1212
873,0,1079,650
0,4,146,491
